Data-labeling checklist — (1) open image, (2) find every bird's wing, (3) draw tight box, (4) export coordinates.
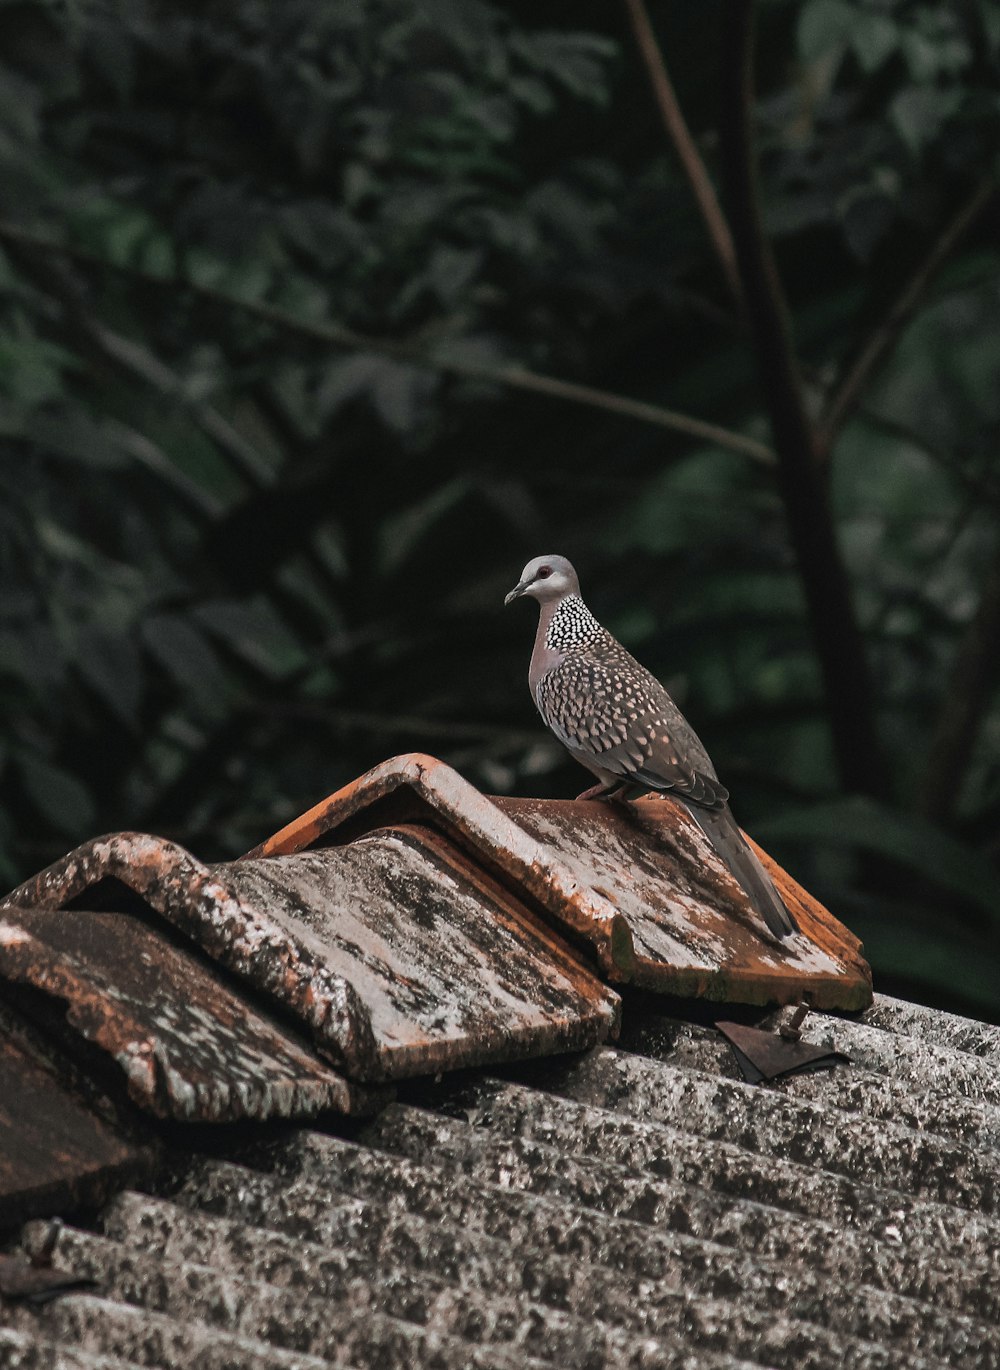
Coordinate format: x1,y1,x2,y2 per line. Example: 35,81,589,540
536,642,729,809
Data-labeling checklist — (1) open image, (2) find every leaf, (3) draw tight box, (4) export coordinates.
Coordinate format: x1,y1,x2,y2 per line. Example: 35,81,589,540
756,797,1000,922
417,0,495,57
840,191,895,261
378,476,472,574
850,15,899,74
104,208,157,267
142,614,230,707
220,255,273,306
890,88,961,155
34,517,111,573
194,598,308,679
370,360,433,433
606,447,761,556
509,75,555,115
527,180,609,257
797,0,854,61
343,160,379,209
19,756,96,836
74,625,144,726
315,353,384,419
0,332,77,406
899,29,945,82
428,245,483,304
315,353,432,432
19,411,126,469
513,32,616,104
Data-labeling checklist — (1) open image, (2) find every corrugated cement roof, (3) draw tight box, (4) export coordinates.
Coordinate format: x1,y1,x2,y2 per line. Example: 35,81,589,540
5,991,1000,1370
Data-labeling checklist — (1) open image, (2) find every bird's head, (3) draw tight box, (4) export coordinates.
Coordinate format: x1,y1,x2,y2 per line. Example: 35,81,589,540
504,554,580,606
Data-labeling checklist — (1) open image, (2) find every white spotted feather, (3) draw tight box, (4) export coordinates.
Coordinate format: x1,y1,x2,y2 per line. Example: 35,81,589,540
506,553,798,939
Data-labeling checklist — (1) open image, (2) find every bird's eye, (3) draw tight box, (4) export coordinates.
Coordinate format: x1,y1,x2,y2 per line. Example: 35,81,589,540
537,566,552,579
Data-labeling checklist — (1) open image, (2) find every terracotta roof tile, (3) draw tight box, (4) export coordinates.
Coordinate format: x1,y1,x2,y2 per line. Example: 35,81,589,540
251,754,871,1010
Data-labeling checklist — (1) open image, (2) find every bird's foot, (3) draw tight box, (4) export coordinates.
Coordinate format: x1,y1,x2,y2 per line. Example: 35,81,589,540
576,780,629,802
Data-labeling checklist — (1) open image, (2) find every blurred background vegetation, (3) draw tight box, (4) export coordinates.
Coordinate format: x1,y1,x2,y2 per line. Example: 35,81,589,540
1,0,999,1014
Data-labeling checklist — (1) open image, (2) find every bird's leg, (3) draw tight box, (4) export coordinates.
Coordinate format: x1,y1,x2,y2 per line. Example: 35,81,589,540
575,779,617,801
576,778,632,802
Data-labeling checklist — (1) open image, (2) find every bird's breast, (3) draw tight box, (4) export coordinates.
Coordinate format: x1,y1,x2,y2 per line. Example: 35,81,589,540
528,639,563,700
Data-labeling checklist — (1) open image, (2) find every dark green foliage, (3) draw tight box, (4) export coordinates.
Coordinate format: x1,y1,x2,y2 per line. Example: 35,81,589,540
1,0,999,1013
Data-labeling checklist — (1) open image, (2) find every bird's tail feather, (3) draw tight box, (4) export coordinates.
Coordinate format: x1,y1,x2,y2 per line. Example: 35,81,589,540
685,805,798,939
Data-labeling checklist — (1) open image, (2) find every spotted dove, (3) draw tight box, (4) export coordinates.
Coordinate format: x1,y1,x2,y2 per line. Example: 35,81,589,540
505,554,798,939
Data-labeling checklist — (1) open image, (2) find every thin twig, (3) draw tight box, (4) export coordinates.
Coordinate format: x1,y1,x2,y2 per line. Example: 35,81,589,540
105,420,224,517
719,0,887,799
818,178,995,459
484,364,772,462
0,219,775,466
258,700,544,748
804,350,1000,506
3,231,276,490
854,406,1000,509
89,322,276,487
622,0,743,307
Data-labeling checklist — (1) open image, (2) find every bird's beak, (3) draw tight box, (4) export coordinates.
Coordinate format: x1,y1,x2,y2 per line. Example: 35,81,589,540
504,580,530,606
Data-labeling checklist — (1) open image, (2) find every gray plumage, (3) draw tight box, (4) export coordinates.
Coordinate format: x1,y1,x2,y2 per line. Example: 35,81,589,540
505,554,798,939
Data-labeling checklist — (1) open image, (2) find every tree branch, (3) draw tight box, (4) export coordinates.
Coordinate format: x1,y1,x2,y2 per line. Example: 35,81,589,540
622,0,743,307
255,700,544,749
853,406,1000,510
0,219,775,467
3,233,276,491
88,322,277,488
917,541,1000,826
817,178,995,459
479,363,773,462
104,419,224,517
719,0,887,799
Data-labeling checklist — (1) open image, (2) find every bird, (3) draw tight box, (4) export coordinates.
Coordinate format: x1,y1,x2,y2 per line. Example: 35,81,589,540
505,553,798,939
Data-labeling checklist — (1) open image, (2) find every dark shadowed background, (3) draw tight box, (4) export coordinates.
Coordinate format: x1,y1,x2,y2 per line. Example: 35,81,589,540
1,0,998,1015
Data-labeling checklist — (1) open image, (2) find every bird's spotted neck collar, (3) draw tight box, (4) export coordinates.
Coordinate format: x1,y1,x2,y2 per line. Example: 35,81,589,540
543,594,602,651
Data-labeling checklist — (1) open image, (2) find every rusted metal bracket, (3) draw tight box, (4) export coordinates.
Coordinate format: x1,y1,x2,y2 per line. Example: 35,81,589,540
717,999,851,1084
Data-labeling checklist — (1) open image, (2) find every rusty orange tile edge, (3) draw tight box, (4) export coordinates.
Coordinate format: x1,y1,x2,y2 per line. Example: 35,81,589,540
618,799,868,969
625,801,872,1010
744,832,866,959
0,912,360,1122
246,753,636,981
0,916,187,1121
